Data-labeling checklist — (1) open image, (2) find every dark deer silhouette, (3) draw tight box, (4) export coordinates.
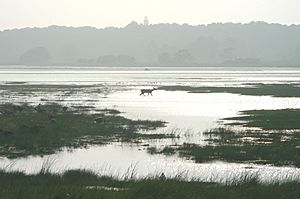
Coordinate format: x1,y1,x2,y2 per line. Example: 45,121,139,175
140,88,157,96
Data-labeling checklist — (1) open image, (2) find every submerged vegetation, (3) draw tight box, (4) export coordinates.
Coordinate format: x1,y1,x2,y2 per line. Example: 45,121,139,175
0,103,170,158
0,169,299,199
159,84,300,97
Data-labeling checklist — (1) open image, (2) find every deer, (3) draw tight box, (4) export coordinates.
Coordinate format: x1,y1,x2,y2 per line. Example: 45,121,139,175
140,88,157,96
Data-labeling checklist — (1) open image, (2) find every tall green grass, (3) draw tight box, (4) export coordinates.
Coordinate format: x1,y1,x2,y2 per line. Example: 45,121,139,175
0,168,299,199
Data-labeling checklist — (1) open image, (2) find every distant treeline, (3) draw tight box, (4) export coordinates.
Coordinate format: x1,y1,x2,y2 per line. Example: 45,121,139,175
1,21,300,67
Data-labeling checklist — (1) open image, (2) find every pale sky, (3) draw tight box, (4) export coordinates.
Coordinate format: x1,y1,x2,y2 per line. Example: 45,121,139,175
0,0,300,30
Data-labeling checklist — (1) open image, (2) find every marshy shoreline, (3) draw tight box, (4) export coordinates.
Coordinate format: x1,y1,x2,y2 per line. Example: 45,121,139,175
1,68,300,198
1,168,300,199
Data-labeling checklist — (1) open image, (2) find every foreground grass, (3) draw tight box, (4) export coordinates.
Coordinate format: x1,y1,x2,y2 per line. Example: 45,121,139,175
0,169,299,199
224,109,300,130
0,103,170,158
159,84,300,97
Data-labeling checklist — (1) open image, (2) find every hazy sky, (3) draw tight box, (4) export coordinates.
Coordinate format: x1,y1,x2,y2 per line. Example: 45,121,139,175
1,0,299,30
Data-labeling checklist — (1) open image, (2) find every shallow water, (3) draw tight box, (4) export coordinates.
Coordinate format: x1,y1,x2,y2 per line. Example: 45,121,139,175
1,66,300,86
1,66,300,182
1,143,300,183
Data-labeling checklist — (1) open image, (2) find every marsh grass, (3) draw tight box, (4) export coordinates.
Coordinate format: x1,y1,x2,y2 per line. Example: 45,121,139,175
176,143,300,166
159,84,300,97
0,169,299,199
151,127,300,167
149,108,300,166
147,146,176,155
224,109,300,130
0,103,171,158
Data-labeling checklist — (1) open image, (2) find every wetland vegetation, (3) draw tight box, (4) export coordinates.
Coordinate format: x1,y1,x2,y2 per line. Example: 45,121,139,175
150,109,300,167
0,103,171,158
224,109,300,130
1,82,300,198
150,128,300,167
1,169,299,199
159,84,300,97
0,84,98,95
